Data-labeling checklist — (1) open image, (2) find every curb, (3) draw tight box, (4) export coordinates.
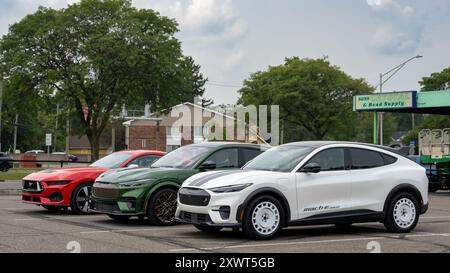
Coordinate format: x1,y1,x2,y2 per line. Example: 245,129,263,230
0,189,21,196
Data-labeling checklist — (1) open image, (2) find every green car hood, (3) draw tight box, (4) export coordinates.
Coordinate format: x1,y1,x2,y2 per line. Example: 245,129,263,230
95,167,197,184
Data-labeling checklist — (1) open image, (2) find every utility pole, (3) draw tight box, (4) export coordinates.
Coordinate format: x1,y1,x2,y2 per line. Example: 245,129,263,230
375,55,423,145
54,103,59,152
65,110,70,154
13,114,18,153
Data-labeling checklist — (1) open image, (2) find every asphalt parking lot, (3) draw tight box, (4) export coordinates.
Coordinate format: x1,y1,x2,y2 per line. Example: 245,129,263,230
1,192,450,253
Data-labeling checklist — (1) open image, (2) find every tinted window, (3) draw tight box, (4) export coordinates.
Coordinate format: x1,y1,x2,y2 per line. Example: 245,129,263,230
126,155,162,168
204,148,239,169
350,148,384,169
307,148,345,171
152,146,213,169
244,145,314,172
381,153,398,165
240,148,264,167
90,152,134,169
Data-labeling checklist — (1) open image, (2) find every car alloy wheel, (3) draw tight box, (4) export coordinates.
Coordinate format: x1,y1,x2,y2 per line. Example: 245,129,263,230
242,195,284,240
251,201,280,236
384,192,419,233
72,184,92,214
393,198,416,229
148,188,178,225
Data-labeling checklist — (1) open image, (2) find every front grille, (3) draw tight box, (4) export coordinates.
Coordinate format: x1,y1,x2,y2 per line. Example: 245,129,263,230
179,211,212,224
92,183,119,199
179,188,211,206
22,180,44,193
89,200,120,213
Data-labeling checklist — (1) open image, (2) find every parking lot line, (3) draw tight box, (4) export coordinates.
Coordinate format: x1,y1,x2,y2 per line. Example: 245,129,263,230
168,232,450,252
14,215,108,221
79,226,193,234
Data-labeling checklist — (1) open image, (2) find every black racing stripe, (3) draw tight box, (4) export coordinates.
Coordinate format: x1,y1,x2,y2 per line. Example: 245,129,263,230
190,170,244,187
188,171,230,186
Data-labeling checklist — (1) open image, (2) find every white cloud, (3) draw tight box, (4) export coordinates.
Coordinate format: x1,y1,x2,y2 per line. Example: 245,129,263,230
367,0,424,54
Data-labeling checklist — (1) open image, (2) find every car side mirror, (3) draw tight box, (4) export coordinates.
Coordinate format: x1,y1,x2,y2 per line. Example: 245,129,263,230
199,161,216,171
300,163,321,173
127,164,140,169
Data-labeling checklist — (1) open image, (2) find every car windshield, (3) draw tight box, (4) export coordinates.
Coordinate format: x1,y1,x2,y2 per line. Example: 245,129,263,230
243,145,314,172
90,152,134,169
152,146,212,169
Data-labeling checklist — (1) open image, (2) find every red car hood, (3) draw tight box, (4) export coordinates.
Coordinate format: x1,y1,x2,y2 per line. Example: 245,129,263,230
23,166,108,181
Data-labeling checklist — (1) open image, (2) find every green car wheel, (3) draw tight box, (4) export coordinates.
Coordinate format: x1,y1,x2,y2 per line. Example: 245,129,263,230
147,188,178,226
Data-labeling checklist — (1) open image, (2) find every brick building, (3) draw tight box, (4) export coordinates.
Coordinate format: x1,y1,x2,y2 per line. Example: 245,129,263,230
124,102,266,152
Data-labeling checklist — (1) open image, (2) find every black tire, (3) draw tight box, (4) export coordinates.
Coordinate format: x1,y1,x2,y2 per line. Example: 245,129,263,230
70,182,93,214
42,205,65,212
242,195,284,240
147,188,178,226
384,192,420,233
107,214,131,222
193,224,223,233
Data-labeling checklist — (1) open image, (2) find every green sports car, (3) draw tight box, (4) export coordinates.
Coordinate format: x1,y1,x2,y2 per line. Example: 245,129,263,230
89,142,268,225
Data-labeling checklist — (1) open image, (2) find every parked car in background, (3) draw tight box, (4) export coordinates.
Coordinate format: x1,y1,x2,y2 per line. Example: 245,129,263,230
24,150,46,155
22,150,165,214
177,141,429,240
0,152,13,172
52,152,78,162
90,142,269,225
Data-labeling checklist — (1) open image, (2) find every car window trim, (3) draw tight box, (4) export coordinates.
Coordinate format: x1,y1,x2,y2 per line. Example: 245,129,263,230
348,147,387,170
298,147,348,173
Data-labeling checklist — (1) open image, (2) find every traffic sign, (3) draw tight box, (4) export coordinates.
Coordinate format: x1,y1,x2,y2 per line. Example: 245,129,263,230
45,133,52,146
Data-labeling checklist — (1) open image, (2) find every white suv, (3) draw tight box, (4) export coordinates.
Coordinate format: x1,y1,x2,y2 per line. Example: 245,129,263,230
176,141,429,240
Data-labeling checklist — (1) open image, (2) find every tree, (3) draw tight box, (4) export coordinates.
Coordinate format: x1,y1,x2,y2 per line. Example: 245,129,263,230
0,0,206,160
420,66,450,91
401,66,450,145
238,57,373,141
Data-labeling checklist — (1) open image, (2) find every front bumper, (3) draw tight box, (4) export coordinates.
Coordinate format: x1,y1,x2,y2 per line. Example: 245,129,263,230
175,188,248,227
22,181,72,206
89,183,149,215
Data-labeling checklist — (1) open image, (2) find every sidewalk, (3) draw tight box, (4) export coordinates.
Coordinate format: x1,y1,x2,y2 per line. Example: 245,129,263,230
0,181,22,195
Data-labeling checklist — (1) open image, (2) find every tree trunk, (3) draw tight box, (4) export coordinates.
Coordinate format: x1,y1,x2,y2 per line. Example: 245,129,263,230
90,135,100,162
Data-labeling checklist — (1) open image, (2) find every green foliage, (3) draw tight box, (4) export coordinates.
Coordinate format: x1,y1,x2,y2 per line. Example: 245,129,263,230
238,57,373,141
401,67,450,145
0,0,205,159
420,66,450,91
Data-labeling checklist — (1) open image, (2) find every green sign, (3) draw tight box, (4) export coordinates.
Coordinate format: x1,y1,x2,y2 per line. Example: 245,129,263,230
353,91,417,111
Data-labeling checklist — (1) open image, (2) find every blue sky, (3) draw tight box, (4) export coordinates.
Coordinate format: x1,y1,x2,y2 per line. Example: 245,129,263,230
1,0,450,104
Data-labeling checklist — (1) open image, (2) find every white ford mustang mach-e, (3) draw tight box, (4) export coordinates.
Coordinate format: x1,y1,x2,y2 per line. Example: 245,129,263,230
176,141,429,240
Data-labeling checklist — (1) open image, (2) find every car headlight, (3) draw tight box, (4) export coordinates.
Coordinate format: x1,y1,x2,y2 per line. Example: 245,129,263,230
45,180,71,186
118,179,157,188
209,183,253,193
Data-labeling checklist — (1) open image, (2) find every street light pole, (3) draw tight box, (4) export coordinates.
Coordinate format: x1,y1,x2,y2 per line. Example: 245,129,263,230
376,55,423,145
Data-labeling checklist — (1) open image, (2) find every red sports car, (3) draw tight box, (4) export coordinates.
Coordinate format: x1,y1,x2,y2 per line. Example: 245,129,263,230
22,150,166,214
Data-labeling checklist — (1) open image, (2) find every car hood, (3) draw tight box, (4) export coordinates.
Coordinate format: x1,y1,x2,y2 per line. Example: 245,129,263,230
183,170,277,189
95,167,196,184
23,166,107,181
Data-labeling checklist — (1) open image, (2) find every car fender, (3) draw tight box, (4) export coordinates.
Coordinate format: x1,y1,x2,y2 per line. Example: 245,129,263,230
382,183,425,214
143,180,181,212
236,187,291,226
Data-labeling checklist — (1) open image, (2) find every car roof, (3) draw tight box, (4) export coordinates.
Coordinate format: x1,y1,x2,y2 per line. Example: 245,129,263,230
114,150,166,156
282,141,406,157
189,141,269,149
